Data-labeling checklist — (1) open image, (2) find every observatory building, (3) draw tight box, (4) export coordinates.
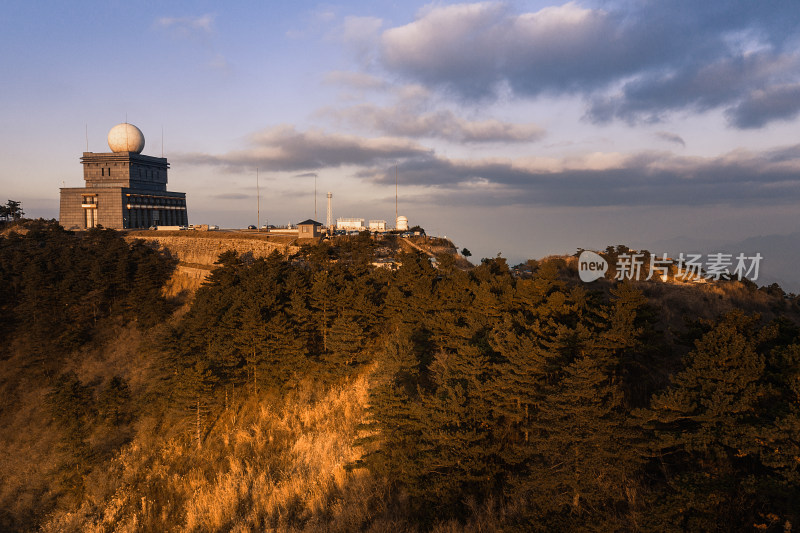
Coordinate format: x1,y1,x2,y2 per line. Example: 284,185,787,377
59,123,188,230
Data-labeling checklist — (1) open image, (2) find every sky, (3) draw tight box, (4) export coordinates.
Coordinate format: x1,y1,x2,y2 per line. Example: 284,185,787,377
3,0,800,271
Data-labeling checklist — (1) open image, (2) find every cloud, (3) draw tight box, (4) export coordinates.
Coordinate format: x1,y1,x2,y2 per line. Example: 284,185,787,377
154,13,228,70
321,102,544,143
155,14,215,38
173,124,431,172
655,132,686,147
179,127,800,210
341,16,383,45
359,144,800,208
286,8,337,39
329,15,383,66
207,53,230,71
726,83,800,128
586,51,797,124
323,70,387,90
376,1,800,128
320,80,544,143
214,193,250,200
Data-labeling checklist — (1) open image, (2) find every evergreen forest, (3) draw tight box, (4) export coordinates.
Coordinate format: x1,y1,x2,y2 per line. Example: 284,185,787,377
1,220,799,532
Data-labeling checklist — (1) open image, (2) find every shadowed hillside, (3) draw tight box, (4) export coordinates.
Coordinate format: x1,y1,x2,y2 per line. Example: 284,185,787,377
2,224,800,532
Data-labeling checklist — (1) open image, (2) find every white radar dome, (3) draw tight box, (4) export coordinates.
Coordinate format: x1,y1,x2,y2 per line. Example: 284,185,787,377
396,215,409,231
108,123,145,153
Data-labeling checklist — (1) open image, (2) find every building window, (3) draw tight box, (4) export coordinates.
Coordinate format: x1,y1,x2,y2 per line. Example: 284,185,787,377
101,168,104,176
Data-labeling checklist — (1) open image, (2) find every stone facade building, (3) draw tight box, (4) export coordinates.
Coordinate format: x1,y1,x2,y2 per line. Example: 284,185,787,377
60,123,188,230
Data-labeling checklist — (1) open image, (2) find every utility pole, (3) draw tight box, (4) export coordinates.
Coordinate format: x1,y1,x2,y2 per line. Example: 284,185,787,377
256,168,260,231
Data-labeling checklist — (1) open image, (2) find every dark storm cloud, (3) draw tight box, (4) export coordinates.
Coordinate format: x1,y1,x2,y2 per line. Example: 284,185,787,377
173,124,431,172
378,1,800,128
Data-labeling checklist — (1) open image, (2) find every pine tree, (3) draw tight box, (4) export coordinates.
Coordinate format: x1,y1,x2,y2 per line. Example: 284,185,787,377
411,343,499,517
310,270,335,354
46,372,96,499
262,310,310,388
490,279,647,529
354,333,426,503
325,312,366,371
230,300,269,394
638,312,768,530
97,376,132,426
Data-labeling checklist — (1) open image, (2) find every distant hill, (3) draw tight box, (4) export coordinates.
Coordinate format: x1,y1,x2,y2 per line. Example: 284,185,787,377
641,231,800,293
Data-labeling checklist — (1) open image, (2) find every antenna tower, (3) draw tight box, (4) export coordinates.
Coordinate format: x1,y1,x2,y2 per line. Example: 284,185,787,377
326,192,332,229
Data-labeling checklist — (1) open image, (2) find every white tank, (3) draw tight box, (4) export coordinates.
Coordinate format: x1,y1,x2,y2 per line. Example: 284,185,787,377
396,215,408,231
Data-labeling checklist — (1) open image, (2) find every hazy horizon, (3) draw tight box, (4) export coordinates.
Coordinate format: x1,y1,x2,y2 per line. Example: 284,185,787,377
4,0,800,279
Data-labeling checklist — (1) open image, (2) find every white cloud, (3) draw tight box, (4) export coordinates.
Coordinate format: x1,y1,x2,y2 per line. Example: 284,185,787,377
155,14,215,37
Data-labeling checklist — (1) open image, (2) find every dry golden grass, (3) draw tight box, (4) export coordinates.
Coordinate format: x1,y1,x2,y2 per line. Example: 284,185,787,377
41,367,393,532
0,380,62,529
162,265,210,300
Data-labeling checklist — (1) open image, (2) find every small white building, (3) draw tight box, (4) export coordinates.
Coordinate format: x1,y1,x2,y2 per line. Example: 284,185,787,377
369,220,387,231
337,217,364,230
